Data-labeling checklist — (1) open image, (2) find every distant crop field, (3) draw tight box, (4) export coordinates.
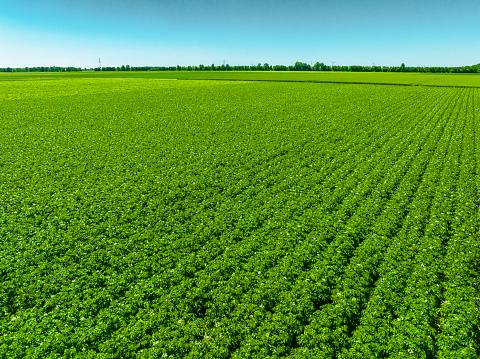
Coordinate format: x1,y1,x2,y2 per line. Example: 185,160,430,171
1,75,479,358
2,70,480,87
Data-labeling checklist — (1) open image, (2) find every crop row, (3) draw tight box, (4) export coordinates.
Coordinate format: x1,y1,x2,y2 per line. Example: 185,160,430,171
0,78,479,358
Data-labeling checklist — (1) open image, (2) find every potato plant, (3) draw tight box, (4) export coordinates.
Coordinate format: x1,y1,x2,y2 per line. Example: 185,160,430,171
0,75,479,358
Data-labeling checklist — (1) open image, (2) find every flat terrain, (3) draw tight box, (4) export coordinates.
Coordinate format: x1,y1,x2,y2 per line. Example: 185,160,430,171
1,73,479,358
3,70,480,87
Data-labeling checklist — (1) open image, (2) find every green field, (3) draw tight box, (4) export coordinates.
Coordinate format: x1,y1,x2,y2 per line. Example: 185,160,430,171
3,70,480,87
1,73,479,358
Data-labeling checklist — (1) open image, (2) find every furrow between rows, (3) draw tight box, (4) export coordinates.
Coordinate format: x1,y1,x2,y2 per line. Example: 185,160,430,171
291,87,465,358
344,87,466,358
436,87,480,358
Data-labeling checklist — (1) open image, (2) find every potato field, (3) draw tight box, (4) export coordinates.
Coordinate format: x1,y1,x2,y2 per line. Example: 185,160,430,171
1,73,479,358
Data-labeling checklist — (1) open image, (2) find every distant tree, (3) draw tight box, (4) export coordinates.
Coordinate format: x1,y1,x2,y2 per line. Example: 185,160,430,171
273,65,288,71
2,62,478,74
294,62,311,71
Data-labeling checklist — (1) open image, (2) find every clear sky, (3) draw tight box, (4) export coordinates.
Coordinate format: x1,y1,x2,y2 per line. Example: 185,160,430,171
1,0,479,68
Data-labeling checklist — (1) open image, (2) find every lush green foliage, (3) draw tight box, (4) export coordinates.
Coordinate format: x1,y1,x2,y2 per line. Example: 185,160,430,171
2,61,479,73
1,76,479,358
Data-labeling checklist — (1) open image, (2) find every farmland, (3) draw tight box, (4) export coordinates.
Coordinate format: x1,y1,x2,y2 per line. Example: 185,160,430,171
1,73,479,358
3,70,480,87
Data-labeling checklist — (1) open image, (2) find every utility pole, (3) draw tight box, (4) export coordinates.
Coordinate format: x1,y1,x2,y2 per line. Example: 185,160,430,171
331,61,336,71
99,58,101,70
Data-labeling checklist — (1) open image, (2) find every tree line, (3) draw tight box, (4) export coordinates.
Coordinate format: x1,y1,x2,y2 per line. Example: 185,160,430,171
0,66,83,73
1,62,479,73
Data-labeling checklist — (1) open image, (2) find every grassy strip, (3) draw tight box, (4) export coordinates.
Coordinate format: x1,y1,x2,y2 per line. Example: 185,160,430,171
2,71,480,88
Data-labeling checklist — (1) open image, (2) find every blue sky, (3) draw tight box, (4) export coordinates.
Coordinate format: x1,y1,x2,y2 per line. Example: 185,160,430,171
1,0,479,68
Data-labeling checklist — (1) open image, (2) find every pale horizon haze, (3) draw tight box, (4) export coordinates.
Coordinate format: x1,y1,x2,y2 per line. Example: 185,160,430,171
1,0,479,68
